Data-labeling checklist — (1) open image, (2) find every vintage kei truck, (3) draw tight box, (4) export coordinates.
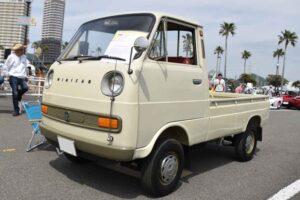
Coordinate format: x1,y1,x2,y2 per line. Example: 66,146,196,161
40,12,269,196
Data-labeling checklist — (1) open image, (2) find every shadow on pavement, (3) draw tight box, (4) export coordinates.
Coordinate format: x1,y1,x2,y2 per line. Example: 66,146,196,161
182,143,236,182
48,143,240,199
0,110,12,114
49,156,143,199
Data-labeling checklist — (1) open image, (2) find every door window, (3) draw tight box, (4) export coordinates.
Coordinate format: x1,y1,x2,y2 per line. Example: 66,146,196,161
149,20,197,65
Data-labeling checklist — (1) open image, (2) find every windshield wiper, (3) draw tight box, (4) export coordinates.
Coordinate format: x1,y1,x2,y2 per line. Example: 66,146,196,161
78,55,126,62
58,55,94,61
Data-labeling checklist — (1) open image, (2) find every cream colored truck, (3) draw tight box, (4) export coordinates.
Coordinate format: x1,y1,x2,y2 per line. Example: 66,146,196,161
40,12,269,196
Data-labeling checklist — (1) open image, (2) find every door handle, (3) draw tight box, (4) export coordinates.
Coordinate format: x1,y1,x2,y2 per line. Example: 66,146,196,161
193,79,202,85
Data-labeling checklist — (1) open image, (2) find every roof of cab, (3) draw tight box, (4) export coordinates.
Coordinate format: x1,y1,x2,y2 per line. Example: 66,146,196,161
147,12,202,28
84,11,203,28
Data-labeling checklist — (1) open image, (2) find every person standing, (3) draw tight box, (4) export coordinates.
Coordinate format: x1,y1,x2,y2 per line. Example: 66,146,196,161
235,83,245,93
3,44,28,116
213,73,226,92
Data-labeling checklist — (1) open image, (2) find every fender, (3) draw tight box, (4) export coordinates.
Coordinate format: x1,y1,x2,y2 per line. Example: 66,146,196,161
133,122,189,159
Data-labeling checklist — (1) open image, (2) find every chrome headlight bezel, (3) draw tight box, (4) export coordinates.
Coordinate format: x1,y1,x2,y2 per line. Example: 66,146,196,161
45,69,54,89
101,71,124,97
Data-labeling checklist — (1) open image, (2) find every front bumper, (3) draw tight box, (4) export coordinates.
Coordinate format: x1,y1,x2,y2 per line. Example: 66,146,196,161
40,122,135,161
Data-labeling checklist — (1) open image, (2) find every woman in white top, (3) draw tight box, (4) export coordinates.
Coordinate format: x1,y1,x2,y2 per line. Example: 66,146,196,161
3,44,28,116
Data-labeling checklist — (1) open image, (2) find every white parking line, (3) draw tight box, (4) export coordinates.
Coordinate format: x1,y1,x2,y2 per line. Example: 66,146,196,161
267,179,300,200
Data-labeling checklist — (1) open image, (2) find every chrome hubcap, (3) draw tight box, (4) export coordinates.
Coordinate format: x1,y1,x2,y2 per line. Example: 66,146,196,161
160,153,179,185
245,133,255,154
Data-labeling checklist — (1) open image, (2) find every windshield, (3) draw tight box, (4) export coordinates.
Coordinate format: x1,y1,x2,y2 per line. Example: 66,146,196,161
60,14,155,60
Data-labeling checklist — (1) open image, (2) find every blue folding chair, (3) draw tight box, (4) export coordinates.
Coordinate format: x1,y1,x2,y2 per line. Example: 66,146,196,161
22,101,46,152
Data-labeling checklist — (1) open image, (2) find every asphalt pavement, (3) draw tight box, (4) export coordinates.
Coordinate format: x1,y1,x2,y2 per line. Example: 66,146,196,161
0,95,300,200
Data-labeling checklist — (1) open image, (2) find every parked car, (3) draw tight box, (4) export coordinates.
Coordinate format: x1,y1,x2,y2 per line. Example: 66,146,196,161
269,96,283,109
288,96,300,109
40,12,270,196
282,91,299,108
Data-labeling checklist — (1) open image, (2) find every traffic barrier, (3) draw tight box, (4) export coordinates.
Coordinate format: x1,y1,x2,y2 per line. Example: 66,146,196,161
0,76,45,97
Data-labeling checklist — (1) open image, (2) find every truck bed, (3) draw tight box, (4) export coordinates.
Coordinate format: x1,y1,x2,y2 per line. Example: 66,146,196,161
206,92,269,141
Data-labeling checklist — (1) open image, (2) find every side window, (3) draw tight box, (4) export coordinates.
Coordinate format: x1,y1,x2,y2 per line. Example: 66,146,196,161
149,20,197,65
167,30,194,58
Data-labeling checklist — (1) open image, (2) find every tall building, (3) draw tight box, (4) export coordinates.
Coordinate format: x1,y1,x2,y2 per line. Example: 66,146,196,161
0,0,31,63
41,0,65,64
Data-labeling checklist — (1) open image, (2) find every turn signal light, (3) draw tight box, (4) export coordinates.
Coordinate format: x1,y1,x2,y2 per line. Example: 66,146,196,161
41,105,48,114
98,117,118,129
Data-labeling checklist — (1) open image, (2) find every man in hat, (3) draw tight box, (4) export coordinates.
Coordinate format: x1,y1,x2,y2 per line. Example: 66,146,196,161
3,44,28,116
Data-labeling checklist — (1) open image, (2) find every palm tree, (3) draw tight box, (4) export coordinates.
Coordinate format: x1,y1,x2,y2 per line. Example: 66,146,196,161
31,41,40,64
273,48,284,75
214,46,224,73
219,22,236,78
278,30,298,89
182,33,193,57
241,50,252,74
40,44,49,65
62,41,69,50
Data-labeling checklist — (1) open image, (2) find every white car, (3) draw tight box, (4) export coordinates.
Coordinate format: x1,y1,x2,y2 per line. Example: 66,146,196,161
269,96,283,109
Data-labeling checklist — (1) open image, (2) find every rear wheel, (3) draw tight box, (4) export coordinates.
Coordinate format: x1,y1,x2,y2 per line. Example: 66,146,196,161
141,139,184,197
234,124,258,162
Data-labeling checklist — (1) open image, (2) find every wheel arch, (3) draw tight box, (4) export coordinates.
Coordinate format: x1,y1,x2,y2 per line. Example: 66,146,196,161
243,115,262,141
133,123,190,160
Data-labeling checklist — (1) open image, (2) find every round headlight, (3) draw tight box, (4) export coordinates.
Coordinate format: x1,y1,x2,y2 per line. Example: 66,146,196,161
101,71,124,97
45,70,54,89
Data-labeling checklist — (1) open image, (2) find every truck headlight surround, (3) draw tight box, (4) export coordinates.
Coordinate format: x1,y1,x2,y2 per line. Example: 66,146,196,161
45,70,54,89
101,71,124,97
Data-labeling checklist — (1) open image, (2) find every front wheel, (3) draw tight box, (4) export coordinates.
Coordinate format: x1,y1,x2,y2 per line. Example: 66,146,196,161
234,126,258,162
141,139,184,197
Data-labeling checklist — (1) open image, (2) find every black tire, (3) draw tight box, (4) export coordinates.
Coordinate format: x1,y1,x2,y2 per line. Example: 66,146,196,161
277,102,282,109
64,153,90,164
141,138,184,197
234,124,258,162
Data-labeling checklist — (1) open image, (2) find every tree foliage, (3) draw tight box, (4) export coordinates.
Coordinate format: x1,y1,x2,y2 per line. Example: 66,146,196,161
226,78,239,92
219,22,236,78
219,22,236,37
278,30,298,88
62,41,69,50
278,30,298,47
239,73,257,86
241,50,251,60
214,46,224,56
273,48,284,58
266,74,288,88
182,33,193,57
292,80,300,90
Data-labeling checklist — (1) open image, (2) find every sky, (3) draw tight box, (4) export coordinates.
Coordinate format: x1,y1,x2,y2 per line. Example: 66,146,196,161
29,0,300,81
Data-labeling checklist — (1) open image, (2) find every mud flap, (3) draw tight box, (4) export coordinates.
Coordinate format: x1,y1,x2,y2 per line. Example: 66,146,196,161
256,127,262,141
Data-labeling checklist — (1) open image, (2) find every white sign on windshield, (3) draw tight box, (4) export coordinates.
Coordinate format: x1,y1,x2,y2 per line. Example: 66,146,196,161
101,31,148,64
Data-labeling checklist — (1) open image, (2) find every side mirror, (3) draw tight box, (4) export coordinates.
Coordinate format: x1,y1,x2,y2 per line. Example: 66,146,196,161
133,36,149,53
127,37,149,75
